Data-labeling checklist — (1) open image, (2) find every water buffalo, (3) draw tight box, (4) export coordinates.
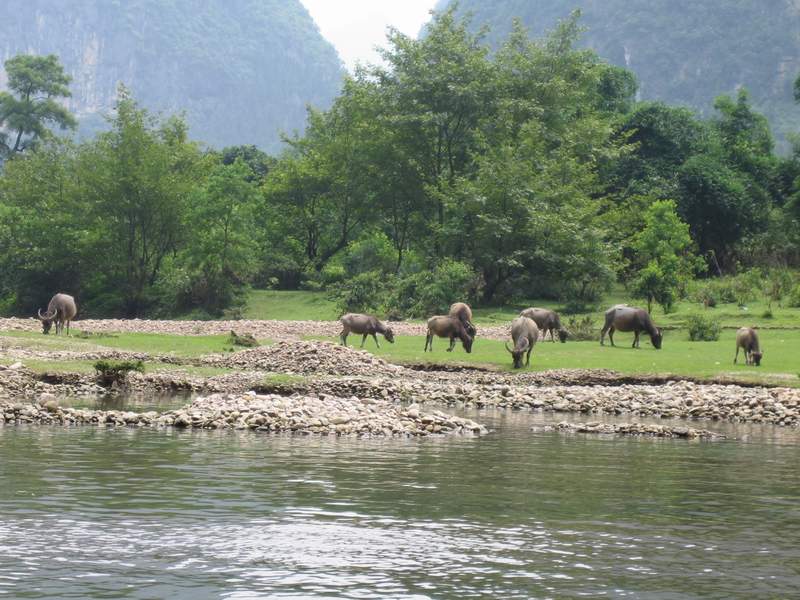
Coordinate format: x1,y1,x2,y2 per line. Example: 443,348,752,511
519,307,567,343
600,305,662,349
449,302,477,337
505,316,539,369
339,313,395,348
37,293,77,335
424,316,473,353
734,327,762,366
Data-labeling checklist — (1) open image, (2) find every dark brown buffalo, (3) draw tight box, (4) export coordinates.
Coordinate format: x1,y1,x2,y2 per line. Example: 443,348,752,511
424,316,473,353
339,313,395,348
505,316,539,369
734,327,762,366
449,302,477,337
600,305,662,349
519,307,567,343
37,293,77,335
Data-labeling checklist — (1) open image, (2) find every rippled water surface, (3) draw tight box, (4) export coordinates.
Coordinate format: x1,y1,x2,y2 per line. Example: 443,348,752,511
1,410,799,599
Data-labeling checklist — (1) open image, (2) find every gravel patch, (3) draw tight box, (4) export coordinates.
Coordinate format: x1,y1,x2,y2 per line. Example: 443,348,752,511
532,421,726,439
0,393,487,437
0,317,512,341
205,340,408,376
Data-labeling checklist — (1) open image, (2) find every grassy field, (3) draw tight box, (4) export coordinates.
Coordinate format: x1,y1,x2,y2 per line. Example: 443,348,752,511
315,328,800,387
0,330,238,357
0,289,797,386
241,289,800,329
243,290,339,321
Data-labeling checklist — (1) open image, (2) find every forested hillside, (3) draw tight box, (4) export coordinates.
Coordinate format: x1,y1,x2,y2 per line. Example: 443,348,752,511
436,0,800,150
0,0,344,151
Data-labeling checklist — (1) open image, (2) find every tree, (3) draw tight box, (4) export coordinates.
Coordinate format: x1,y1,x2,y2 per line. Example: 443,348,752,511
374,6,495,254
630,200,701,312
0,54,76,158
676,154,761,270
78,87,203,315
181,159,260,313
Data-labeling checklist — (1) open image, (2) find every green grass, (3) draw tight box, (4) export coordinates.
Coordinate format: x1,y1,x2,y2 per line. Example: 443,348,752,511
0,331,239,357
243,290,339,321
320,329,800,387
240,289,800,330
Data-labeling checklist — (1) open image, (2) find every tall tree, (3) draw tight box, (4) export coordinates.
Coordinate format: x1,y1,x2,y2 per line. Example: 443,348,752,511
79,87,202,315
0,54,76,158
374,6,495,254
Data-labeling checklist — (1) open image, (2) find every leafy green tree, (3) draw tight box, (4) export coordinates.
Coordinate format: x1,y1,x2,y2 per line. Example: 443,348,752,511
374,6,495,253
630,200,701,312
0,54,76,158
0,139,84,310
180,159,260,313
676,154,761,270
78,87,203,315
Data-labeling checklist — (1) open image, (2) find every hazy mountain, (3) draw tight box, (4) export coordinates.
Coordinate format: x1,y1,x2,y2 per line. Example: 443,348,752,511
435,0,800,150
0,0,345,152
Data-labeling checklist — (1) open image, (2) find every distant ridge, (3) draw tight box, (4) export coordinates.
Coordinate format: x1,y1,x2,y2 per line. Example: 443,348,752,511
0,0,345,151
434,0,800,150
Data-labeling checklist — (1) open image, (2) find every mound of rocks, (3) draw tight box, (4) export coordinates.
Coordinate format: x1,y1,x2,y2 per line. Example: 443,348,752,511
206,341,407,377
533,421,726,440
0,394,486,437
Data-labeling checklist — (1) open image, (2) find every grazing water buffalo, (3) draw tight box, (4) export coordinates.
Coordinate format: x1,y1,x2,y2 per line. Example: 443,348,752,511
600,305,662,349
37,293,77,335
424,316,473,353
339,313,395,348
734,327,762,366
505,316,539,369
519,307,567,343
449,302,477,337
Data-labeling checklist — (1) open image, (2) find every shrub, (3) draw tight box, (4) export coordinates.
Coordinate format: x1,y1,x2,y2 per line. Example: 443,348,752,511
332,270,392,315
227,330,259,347
788,283,800,308
94,360,145,386
564,315,596,341
686,314,721,341
387,260,479,318
731,268,763,306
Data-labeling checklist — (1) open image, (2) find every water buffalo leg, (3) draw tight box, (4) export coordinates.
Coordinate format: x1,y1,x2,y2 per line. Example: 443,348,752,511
339,329,348,346
447,336,456,352
372,333,380,348
526,347,532,366
360,333,368,348
608,327,615,347
424,332,432,352
734,346,739,364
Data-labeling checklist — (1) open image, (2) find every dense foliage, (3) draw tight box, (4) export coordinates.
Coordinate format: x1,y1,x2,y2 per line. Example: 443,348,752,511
437,0,800,151
0,0,344,152
1,8,799,318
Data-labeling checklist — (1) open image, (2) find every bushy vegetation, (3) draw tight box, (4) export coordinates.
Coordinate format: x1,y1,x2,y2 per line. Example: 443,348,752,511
1,7,800,321
686,314,722,342
93,359,144,386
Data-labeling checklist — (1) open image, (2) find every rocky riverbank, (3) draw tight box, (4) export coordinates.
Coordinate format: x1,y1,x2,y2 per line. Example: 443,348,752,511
1,340,799,433
532,421,727,439
0,393,486,437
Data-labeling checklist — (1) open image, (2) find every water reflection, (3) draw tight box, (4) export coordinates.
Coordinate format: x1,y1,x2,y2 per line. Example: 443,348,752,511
0,411,798,598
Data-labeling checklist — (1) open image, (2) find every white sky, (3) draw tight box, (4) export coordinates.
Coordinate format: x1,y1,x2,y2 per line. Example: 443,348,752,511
300,0,438,70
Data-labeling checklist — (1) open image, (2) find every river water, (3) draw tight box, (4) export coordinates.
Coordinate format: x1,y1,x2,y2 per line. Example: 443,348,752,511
1,408,798,599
